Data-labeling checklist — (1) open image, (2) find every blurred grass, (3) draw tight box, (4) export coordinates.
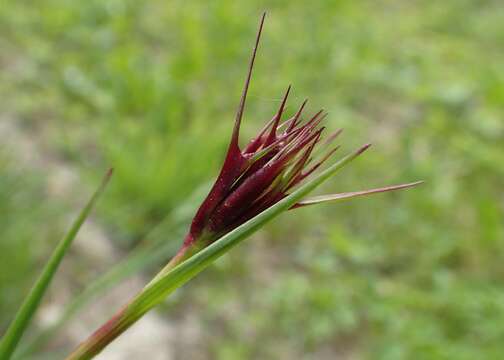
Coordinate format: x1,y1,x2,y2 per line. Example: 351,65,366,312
1,0,503,359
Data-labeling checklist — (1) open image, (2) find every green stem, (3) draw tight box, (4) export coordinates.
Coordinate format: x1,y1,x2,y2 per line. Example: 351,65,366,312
64,242,196,360
0,169,113,360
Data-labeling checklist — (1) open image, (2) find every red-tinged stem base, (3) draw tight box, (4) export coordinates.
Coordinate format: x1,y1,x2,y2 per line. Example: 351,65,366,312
65,304,134,360
65,239,203,360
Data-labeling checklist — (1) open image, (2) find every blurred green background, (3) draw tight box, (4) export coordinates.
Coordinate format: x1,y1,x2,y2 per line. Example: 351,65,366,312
1,0,503,359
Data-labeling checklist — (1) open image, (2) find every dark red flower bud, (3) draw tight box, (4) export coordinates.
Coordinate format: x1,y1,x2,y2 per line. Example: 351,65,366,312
183,13,338,245
176,13,422,254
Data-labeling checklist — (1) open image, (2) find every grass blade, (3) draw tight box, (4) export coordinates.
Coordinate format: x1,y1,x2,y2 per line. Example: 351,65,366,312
0,169,113,360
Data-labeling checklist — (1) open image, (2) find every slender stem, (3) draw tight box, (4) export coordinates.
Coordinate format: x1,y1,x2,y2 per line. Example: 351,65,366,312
65,240,197,360
147,236,204,285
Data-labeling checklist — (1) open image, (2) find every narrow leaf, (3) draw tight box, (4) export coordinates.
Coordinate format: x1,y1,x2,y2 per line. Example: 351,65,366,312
294,181,424,207
0,169,113,360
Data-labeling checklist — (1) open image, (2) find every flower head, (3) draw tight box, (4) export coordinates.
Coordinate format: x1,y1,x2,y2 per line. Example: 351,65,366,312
179,13,421,252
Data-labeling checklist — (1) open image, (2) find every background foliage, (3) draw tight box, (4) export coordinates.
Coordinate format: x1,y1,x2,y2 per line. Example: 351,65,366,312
1,0,503,359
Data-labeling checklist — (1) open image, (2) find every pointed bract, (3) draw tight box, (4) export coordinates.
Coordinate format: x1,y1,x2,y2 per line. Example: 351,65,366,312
292,181,424,208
